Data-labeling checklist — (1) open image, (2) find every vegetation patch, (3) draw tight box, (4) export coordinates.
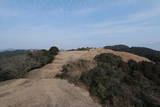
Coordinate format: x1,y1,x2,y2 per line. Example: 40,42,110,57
68,47,94,51
56,59,96,82
57,53,160,107
0,46,59,81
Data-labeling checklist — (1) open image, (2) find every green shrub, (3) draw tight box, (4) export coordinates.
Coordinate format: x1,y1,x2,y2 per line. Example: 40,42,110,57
68,47,92,51
49,46,59,55
94,53,122,67
80,53,160,106
0,47,59,81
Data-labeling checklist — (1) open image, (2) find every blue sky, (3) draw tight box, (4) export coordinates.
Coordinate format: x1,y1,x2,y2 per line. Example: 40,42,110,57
0,0,160,50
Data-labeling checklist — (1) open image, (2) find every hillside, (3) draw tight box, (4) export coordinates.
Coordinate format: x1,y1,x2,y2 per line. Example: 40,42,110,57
57,50,160,107
0,48,151,107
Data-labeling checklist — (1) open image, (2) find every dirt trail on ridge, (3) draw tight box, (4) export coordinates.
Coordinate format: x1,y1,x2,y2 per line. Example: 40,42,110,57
0,49,150,107
0,51,101,107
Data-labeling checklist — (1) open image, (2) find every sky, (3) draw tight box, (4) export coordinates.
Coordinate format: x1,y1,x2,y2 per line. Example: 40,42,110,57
0,0,160,50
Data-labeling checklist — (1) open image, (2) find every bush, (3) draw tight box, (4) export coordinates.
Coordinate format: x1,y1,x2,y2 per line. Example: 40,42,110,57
49,46,59,55
94,53,122,67
0,47,59,81
81,53,160,106
56,60,95,81
81,54,127,105
68,47,93,51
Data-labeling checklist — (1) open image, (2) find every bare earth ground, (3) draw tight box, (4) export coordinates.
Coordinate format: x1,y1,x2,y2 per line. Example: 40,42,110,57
0,49,150,107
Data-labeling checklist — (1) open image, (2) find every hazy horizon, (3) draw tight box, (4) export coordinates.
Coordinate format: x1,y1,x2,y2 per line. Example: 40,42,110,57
0,0,160,50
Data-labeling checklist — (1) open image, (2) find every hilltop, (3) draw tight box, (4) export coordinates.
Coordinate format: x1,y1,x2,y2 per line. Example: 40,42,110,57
0,47,159,107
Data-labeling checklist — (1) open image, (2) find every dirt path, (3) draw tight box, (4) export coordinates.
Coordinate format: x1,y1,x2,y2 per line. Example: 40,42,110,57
0,49,150,107
26,51,87,79
0,51,101,107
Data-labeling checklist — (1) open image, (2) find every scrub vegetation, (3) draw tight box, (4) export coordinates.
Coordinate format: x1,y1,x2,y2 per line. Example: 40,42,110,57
58,53,160,107
0,46,59,81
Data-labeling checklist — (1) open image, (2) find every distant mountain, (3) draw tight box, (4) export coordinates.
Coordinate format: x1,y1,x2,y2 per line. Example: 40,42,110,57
0,48,15,52
104,45,160,62
142,42,160,51
0,50,30,57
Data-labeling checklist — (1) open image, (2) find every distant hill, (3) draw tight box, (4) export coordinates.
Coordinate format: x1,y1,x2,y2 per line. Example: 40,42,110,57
143,42,160,51
0,50,30,57
104,45,160,62
0,48,17,52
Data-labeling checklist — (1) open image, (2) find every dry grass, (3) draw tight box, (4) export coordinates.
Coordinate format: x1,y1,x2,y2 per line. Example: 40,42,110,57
81,48,150,62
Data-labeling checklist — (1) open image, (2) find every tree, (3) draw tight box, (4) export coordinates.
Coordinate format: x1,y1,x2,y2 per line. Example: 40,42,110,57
49,46,59,55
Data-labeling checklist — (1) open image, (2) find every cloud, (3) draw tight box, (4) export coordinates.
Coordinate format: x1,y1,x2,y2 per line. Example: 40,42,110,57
87,6,160,29
129,7,160,21
82,5,160,39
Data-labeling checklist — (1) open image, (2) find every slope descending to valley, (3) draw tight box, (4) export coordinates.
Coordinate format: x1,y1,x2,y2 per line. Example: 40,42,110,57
0,49,150,107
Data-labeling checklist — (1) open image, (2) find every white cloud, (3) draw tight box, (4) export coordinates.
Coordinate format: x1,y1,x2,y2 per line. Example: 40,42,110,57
129,7,160,21
87,6,160,29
